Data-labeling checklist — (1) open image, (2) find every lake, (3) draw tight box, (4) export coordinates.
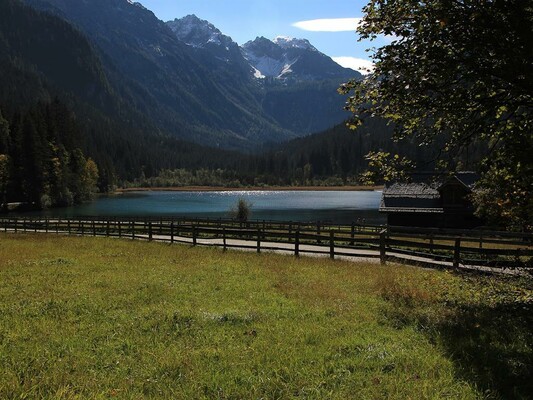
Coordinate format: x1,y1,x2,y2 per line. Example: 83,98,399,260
22,190,385,225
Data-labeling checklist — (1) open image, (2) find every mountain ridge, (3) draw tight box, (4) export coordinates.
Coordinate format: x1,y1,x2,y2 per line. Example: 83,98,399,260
22,0,361,149
166,14,359,82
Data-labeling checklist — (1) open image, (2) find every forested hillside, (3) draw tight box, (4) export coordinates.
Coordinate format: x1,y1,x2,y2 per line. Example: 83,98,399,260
0,102,98,208
0,0,247,206
22,0,293,148
137,117,488,188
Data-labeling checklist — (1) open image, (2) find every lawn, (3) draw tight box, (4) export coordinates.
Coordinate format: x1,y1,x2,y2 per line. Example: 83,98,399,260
0,234,531,399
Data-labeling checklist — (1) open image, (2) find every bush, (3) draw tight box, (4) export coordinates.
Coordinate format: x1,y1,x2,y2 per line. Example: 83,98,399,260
231,198,252,222
39,194,52,210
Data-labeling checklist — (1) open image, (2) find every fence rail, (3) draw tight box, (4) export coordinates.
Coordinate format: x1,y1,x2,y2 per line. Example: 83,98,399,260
1,217,532,274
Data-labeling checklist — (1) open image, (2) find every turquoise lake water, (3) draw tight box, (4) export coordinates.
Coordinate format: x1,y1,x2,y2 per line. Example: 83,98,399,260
23,190,385,225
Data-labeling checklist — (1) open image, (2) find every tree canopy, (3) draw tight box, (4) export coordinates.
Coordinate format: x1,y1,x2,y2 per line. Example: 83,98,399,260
0,101,100,209
340,0,533,230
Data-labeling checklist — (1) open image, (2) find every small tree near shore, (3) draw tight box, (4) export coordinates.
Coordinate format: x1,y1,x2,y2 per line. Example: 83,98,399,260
231,198,252,222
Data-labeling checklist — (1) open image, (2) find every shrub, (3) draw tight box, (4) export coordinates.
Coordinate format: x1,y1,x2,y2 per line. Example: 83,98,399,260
231,198,252,222
39,194,52,209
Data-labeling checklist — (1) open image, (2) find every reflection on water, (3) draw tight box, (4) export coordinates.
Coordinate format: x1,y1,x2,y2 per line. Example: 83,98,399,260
19,190,385,225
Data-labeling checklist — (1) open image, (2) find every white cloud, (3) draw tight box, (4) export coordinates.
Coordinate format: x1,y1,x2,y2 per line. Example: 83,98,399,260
292,18,362,32
332,57,374,74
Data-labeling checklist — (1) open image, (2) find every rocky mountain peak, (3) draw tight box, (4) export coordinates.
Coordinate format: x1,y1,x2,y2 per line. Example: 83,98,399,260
242,36,284,59
273,36,317,52
166,14,234,49
242,35,357,81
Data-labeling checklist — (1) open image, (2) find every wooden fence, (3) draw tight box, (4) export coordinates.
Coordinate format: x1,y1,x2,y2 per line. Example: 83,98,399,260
1,217,532,273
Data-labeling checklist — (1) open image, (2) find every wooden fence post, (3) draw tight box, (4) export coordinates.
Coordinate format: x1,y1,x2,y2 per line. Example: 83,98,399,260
223,227,227,252
453,238,461,269
106,220,110,237
316,223,321,244
257,228,261,253
45,218,48,233
295,229,300,257
380,229,387,265
22,218,26,232
330,231,335,259
131,221,135,240
67,220,71,235
14,218,18,233
92,220,96,236
170,222,174,244
118,220,122,238
192,226,197,246
148,221,153,241
351,223,355,246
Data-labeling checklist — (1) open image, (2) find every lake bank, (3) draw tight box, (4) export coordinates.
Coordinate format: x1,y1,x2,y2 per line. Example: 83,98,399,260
117,185,383,193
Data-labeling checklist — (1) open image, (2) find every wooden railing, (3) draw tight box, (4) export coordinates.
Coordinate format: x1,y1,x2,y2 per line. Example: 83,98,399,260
1,217,532,273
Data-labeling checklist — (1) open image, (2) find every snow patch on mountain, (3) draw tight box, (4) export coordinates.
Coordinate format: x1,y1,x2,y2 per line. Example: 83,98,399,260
244,53,294,79
273,36,317,52
242,36,331,80
126,0,146,10
252,67,265,79
279,62,295,78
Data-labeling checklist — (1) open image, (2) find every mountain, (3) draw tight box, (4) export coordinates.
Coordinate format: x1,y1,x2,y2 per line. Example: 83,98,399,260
0,0,250,186
23,0,292,149
167,15,360,83
242,36,358,82
166,15,253,82
165,14,362,136
0,0,114,111
22,0,362,149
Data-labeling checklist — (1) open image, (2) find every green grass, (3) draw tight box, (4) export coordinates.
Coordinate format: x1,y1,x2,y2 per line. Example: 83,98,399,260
0,234,531,399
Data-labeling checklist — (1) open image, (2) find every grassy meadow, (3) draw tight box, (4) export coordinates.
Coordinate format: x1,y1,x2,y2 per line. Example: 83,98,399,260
0,234,532,399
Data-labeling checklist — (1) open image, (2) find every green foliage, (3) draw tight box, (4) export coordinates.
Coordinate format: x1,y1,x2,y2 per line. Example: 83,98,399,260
472,163,533,231
0,102,99,209
231,198,252,222
128,120,448,188
359,151,415,185
0,154,9,209
341,0,533,229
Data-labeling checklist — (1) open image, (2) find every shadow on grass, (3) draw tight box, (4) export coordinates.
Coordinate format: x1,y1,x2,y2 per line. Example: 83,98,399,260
379,274,533,399
433,302,533,399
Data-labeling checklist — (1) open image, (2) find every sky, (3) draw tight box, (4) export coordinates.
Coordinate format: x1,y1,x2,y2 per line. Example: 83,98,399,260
138,0,386,73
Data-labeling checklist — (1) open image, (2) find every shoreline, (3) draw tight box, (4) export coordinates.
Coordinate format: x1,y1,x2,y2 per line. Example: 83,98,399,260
116,185,383,193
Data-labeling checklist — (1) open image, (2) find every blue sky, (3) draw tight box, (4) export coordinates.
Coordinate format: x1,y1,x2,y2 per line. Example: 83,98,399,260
138,0,383,73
